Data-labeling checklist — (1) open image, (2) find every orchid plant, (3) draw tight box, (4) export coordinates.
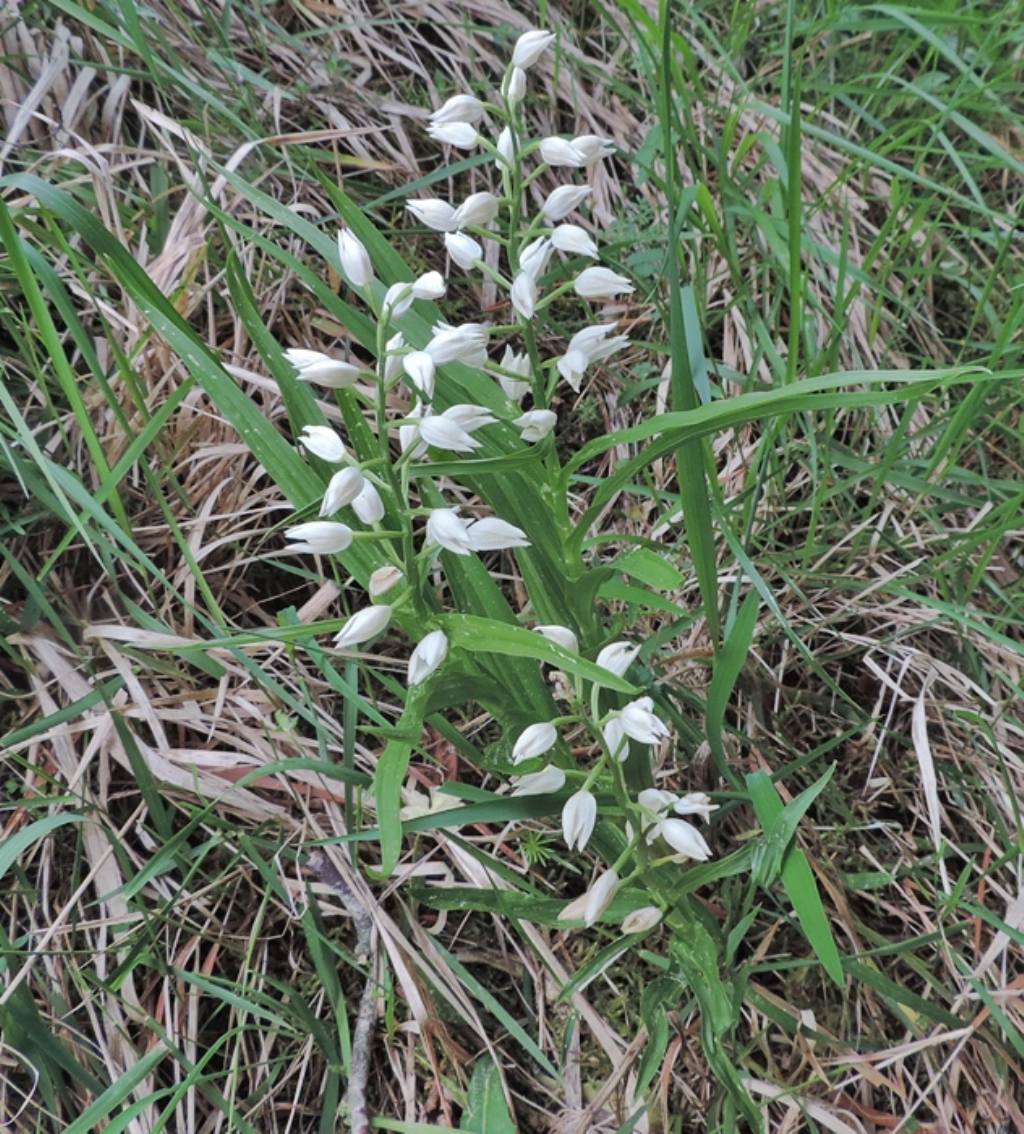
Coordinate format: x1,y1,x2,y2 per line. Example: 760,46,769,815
269,25,758,1124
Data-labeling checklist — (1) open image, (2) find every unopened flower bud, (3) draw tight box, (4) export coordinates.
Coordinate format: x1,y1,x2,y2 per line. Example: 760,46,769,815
621,906,662,935
284,348,361,389
351,481,385,524
299,425,346,463
551,224,598,258
510,272,537,319
429,93,484,126
512,28,555,69
320,466,365,515
284,521,353,555
534,624,579,654
407,629,448,685
427,122,479,149
444,231,483,270
496,126,515,168
335,605,393,649
512,721,558,763
337,227,373,287
574,266,635,299
406,198,458,232
514,409,556,443
502,65,527,105
541,184,591,221
368,564,403,597
510,765,566,796
562,789,597,851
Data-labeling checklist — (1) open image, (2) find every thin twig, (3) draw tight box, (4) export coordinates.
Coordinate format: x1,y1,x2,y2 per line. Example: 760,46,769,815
308,850,377,1134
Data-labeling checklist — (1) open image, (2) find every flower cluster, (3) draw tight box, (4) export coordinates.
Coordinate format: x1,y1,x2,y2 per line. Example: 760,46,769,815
269,27,714,934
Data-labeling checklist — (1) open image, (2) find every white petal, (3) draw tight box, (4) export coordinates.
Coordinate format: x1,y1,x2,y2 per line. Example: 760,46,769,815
467,517,530,551
570,134,616,164
534,624,579,654
298,425,346,463
337,228,373,287
368,565,403,597
418,415,480,453
441,403,496,432
583,868,619,926
518,236,553,280
406,199,458,232
425,508,474,555
561,790,597,851
658,818,712,861
351,481,385,524
427,122,479,148
429,94,484,126
284,349,361,389
541,184,591,222
550,224,599,258
402,350,437,398
539,137,584,167
512,721,558,763
595,641,639,678
452,191,500,229
284,521,353,554
574,266,635,299
603,716,628,761
335,605,393,649
408,629,448,685
412,270,446,299
510,272,537,320
510,765,566,796
673,792,718,821
513,409,556,443
621,906,662,934
511,29,555,69
444,231,483,270
320,467,365,515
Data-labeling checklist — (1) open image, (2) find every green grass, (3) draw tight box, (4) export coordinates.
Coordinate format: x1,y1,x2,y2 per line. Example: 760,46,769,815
1,0,1023,1130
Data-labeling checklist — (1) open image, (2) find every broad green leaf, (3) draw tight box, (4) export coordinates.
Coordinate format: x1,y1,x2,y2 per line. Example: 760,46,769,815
612,546,686,590
706,590,760,783
747,771,844,987
374,683,430,876
460,1059,516,1133
441,614,639,694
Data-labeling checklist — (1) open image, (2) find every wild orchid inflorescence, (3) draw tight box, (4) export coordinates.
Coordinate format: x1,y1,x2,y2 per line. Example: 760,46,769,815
275,28,715,932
